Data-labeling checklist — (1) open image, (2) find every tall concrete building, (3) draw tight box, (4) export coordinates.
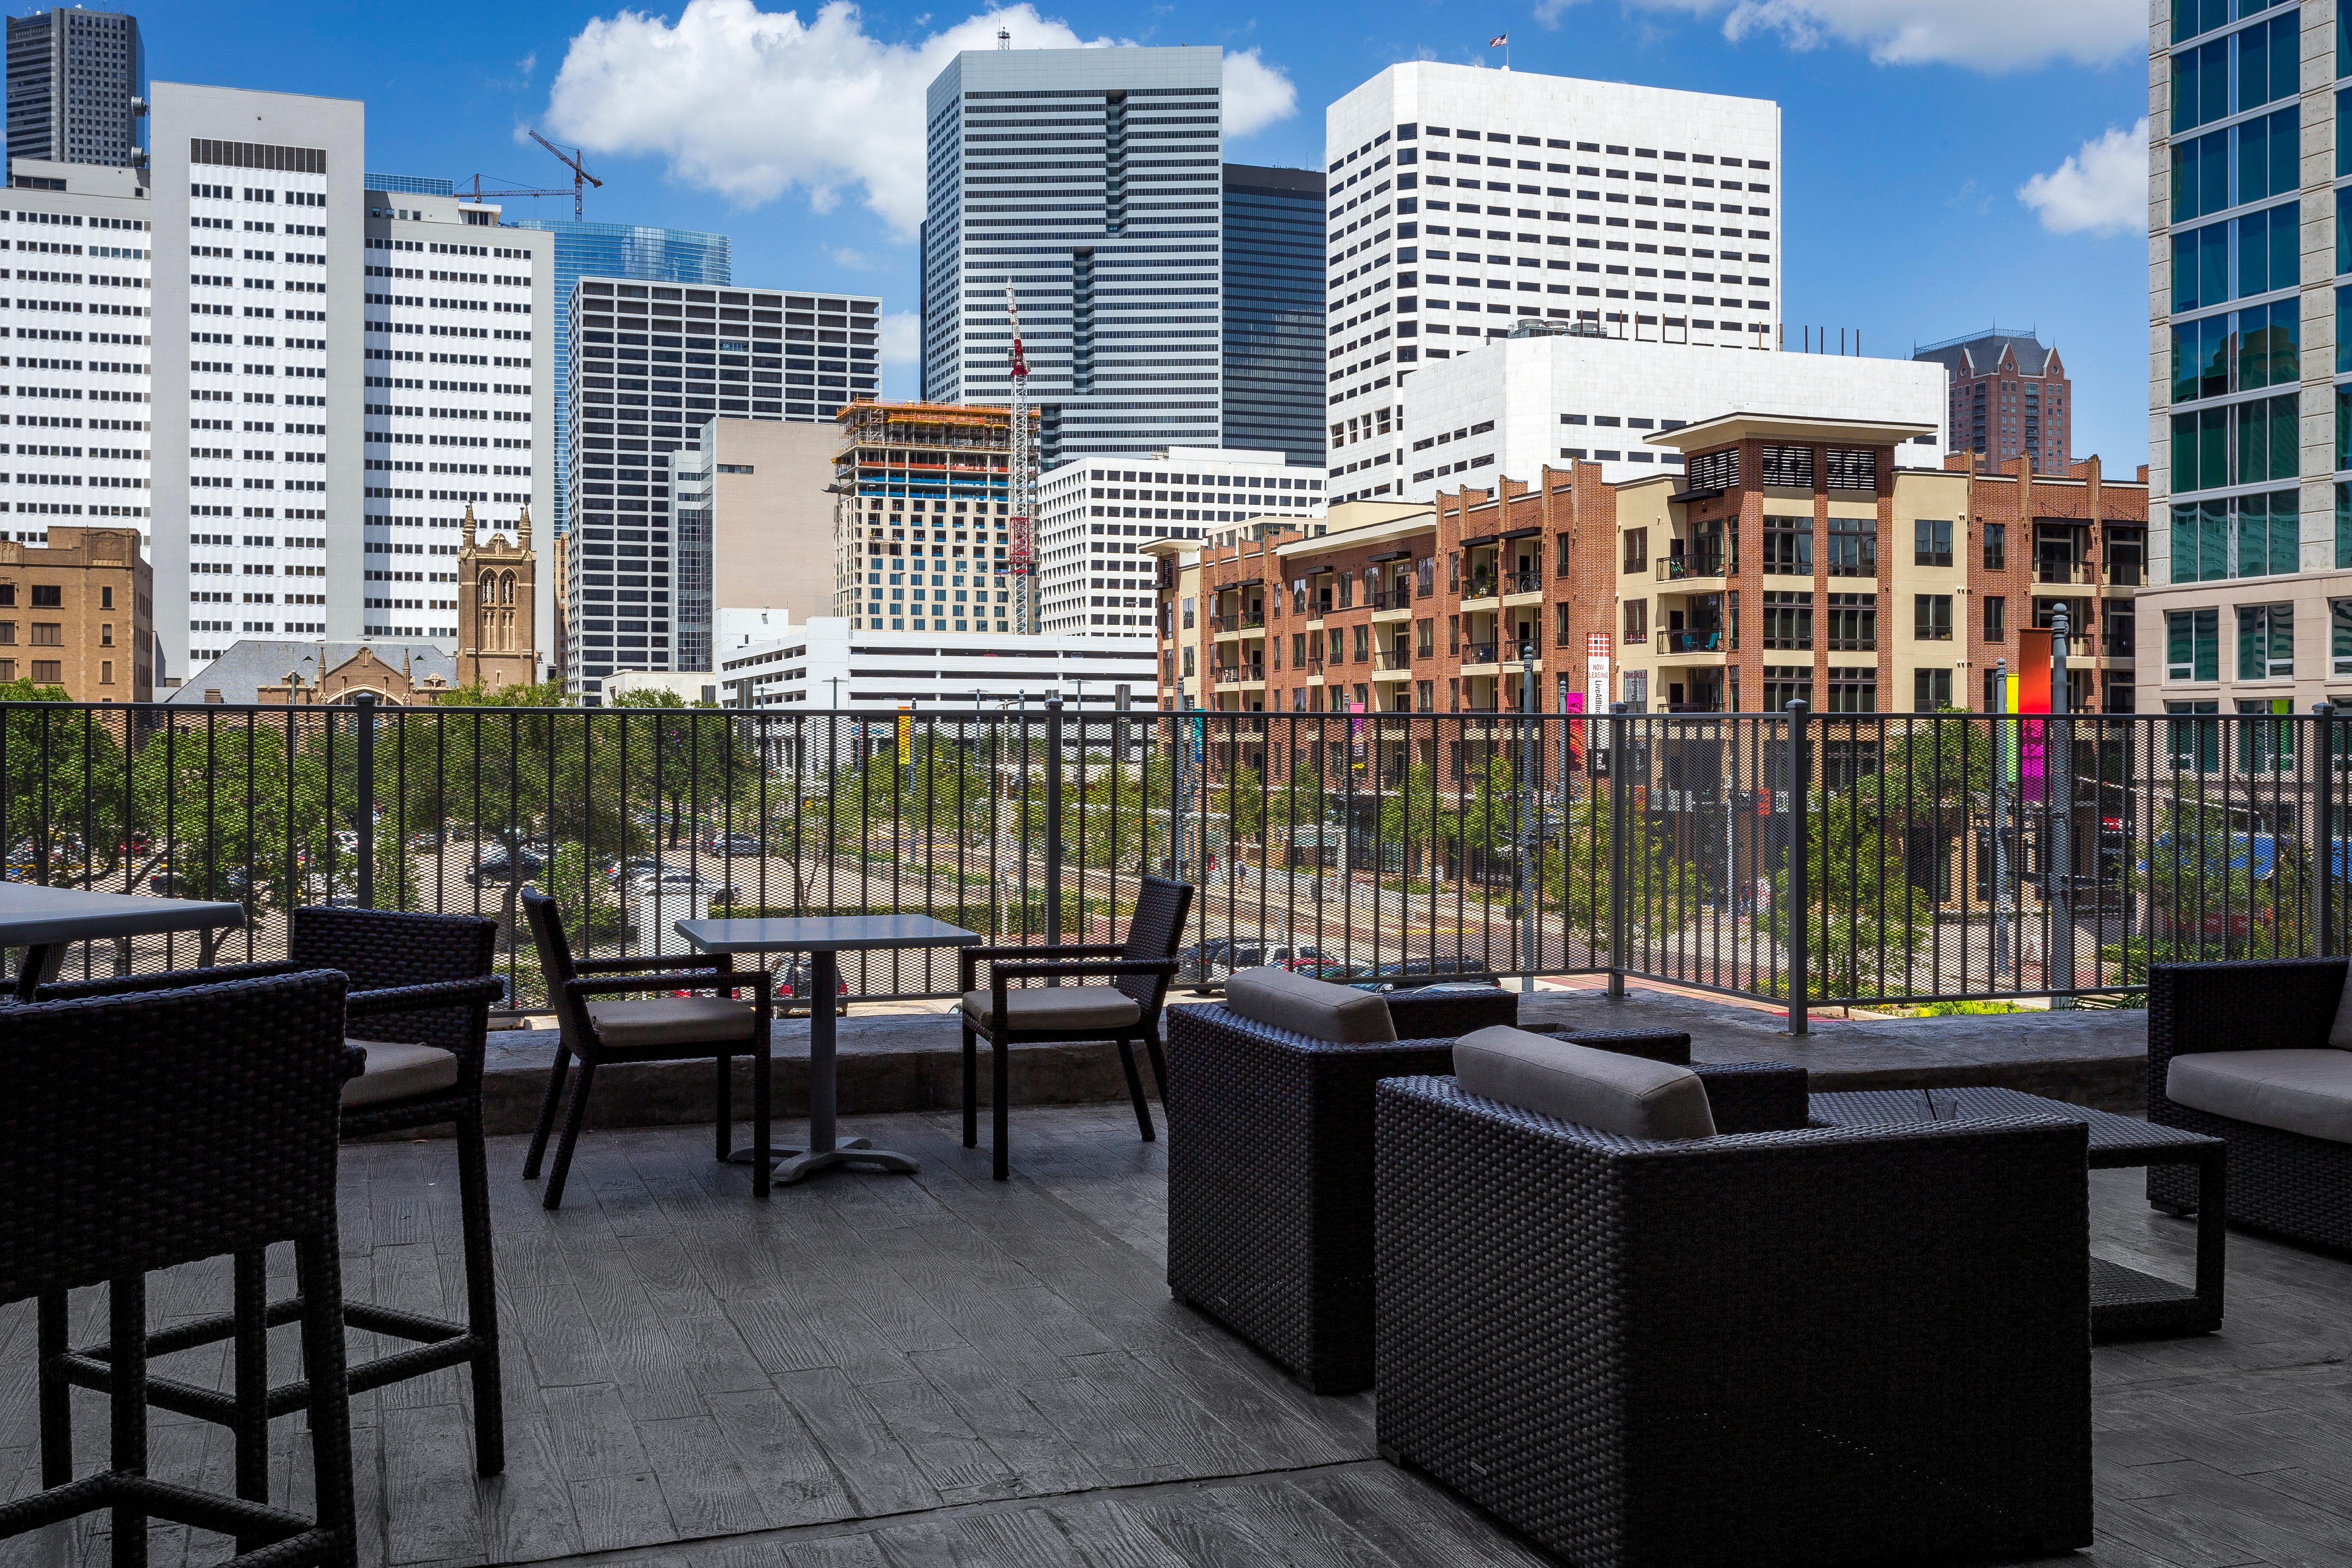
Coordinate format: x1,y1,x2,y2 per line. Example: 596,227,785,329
671,415,838,659
1913,327,2071,472
921,45,1224,463
1322,64,1781,503
6,7,143,170
558,277,879,699
506,217,735,537
0,156,154,567
150,83,366,678
2137,0,2329,716
358,181,554,652
1035,446,1324,635
1223,163,1326,466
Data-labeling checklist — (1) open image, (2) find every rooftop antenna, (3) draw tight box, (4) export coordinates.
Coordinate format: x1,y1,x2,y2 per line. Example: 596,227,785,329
997,24,1010,47
527,131,603,220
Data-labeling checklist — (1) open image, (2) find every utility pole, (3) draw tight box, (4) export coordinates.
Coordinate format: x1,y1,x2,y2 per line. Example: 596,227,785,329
1003,283,1038,634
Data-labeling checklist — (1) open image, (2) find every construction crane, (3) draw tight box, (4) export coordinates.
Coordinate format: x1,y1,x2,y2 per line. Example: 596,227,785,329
528,132,603,220
1003,281,1037,634
456,174,573,205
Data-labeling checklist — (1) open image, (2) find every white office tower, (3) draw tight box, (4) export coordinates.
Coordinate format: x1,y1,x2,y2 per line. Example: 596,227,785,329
1399,334,1946,494
1323,64,1780,502
921,46,1223,462
1035,446,1325,635
359,182,553,649
0,159,152,555
150,84,364,677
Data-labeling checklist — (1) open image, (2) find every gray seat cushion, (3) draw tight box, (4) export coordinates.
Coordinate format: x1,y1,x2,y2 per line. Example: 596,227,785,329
586,995,758,1048
1224,965,1396,1043
962,985,1143,1032
1455,1024,1717,1140
342,1038,458,1108
2168,1048,2352,1143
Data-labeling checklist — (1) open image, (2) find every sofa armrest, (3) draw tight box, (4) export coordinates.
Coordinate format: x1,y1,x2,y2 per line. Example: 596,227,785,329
36,959,301,1001
2150,958,2346,1118
1693,1061,1809,1133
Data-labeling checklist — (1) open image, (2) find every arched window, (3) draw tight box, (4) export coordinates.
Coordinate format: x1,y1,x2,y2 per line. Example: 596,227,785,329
499,570,515,606
478,574,493,604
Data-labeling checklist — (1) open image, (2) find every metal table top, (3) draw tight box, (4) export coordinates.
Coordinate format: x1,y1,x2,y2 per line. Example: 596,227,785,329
673,914,981,954
0,882,247,947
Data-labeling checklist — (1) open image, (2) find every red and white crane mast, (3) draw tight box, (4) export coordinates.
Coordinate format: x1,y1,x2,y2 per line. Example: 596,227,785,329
1004,282,1038,634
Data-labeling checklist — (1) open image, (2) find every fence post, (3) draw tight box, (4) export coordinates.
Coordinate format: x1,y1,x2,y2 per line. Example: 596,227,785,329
1519,640,1539,992
2318,702,2337,957
353,691,377,910
1607,701,1628,1001
2049,606,2074,1007
1043,695,1064,955
1786,698,1809,1037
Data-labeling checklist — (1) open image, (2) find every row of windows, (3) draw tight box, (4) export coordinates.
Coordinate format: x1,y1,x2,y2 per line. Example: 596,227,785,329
2168,395,2297,494
2170,9,2298,135
2165,602,2327,681
2168,201,2295,313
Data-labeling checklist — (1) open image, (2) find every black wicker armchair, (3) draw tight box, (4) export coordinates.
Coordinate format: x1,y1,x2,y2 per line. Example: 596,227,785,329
958,873,1194,1180
6,971,360,1566
36,905,514,1490
1375,1074,2094,1567
521,888,774,1209
1164,1001,1807,1394
2148,957,2352,1251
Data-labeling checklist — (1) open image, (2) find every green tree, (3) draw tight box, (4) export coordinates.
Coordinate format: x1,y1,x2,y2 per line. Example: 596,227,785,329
2,678,132,885
1779,771,1933,1002
1543,790,1700,942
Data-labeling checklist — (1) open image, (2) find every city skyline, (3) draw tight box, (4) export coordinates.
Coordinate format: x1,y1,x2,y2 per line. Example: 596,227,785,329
94,0,2149,468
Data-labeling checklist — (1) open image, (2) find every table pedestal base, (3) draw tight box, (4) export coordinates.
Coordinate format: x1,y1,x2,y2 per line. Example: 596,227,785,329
729,1136,920,1185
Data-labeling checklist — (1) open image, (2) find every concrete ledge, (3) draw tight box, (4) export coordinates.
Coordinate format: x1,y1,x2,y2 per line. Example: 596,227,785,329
437,985,2149,1140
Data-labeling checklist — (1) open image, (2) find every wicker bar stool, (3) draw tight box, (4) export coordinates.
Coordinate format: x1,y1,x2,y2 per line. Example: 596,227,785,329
5,971,360,1566
38,906,511,1492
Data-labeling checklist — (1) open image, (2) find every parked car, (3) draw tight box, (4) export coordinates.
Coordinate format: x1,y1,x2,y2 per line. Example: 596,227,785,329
466,845,546,888
772,955,849,1018
706,834,763,857
149,864,255,905
628,867,739,903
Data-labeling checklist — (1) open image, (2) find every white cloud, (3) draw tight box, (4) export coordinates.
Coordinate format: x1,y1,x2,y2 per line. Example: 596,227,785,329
545,0,1297,239
1540,0,2141,71
1222,49,1296,138
2017,118,2146,238
879,310,921,364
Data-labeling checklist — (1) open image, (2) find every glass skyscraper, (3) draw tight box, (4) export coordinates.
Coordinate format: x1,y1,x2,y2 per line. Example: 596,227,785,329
1222,163,1326,466
507,219,731,536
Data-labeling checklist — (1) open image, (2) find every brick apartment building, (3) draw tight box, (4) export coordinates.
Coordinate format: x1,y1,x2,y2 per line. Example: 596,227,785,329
1152,414,2146,723
0,525,153,701
1148,468,1618,720
1617,415,2146,717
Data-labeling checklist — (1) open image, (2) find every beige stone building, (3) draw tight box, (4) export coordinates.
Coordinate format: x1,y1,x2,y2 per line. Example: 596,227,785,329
671,418,840,668
457,505,541,693
0,526,152,701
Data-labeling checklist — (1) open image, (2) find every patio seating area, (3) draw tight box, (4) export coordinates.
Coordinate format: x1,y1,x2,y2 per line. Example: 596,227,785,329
3,1100,2352,1568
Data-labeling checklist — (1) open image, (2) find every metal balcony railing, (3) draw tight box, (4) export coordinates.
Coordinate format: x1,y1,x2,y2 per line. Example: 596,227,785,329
1462,642,1500,665
1656,629,1727,654
1504,570,1544,595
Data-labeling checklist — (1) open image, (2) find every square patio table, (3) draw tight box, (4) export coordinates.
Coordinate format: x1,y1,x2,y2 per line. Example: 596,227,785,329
674,914,980,1185
1811,1086,2225,1341
1,882,248,1002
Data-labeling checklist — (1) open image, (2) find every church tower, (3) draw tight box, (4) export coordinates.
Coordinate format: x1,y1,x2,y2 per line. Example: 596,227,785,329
457,504,540,693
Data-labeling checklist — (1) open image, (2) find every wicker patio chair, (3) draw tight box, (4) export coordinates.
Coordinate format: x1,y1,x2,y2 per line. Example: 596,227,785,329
6,971,360,1566
957,874,1194,1181
1375,1071,2094,1567
37,906,513,1485
1164,1000,1806,1394
2148,957,2352,1251
520,888,773,1209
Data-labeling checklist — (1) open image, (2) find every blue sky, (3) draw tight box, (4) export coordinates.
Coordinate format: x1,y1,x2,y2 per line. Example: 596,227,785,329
129,0,2150,462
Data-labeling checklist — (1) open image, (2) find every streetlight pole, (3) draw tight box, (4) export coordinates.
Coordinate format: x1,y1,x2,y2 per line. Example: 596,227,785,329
2051,606,2075,1007
1992,657,2012,985
1518,639,1538,992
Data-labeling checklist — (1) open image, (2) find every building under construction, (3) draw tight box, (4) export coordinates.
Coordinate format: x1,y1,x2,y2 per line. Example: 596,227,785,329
831,400,1039,636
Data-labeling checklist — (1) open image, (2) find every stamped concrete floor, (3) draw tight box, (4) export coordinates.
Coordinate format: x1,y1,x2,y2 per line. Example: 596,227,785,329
5,1105,2352,1568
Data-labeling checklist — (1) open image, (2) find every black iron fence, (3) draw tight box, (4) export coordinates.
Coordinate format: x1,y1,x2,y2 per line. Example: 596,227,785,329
3,696,2343,1030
